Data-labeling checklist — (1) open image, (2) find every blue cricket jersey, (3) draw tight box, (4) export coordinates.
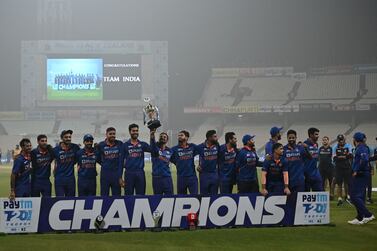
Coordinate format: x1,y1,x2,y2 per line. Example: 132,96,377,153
53,143,80,181
303,139,320,179
12,154,32,187
96,140,123,179
31,147,53,180
265,139,276,156
236,146,262,181
352,143,370,173
283,144,306,186
123,139,151,172
218,144,237,182
76,148,97,178
196,141,219,173
150,137,172,177
262,157,288,185
170,143,199,177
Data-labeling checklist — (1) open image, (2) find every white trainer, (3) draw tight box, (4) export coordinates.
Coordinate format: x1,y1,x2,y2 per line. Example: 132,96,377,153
347,218,364,225
362,215,375,224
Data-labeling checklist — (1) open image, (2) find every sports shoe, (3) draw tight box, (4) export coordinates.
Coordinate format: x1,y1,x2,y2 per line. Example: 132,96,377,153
366,198,373,204
362,215,375,224
337,199,343,206
347,218,364,225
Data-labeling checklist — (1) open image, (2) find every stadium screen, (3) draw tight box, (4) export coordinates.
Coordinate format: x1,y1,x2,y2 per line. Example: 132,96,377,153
46,55,142,101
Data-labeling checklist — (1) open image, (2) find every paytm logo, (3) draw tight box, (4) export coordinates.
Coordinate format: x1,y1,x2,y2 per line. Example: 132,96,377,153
3,200,33,222
3,200,33,210
302,193,328,214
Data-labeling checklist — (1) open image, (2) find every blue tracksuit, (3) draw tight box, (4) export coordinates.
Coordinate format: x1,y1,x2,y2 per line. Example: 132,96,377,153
150,137,173,195
283,144,306,192
12,154,32,197
96,140,123,196
350,143,373,220
196,142,219,195
53,143,80,197
170,143,199,195
303,139,323,192
265,139,276,156
123,139,151,195
30,147,54,197
76,148,98,196
218,144,237,194
262,157,288,193
236,146,263,193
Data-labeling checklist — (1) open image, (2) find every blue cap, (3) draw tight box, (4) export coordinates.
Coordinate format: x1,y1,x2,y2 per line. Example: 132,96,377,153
83,134,94,141
353,132,365,142
270,126,283,137
242,134,255,145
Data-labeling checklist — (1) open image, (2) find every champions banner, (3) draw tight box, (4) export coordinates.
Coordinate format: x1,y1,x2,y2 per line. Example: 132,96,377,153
0,192,329,234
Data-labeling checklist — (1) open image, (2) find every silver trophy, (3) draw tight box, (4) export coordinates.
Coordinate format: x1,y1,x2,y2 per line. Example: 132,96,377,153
143,97,161,130
152,210,162,232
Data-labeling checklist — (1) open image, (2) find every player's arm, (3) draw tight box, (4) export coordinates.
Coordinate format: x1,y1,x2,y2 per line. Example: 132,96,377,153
9,158,21,200
149,129,159,157
118,143,125,188
283,171,291,195
260,163,268,196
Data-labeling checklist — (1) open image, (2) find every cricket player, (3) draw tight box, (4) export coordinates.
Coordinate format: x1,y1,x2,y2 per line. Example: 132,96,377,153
9,138,32,199
122,124,151,195
76,134,97,196
96,127,123,196
196,130,220,195
303,127,323,191
347,132,375,225
261,143,290,196
150,129,173,195
283,129,307,193
318,136,335,198
53,130,80,197
333,134,353,206
30,134,54,197
236,134,263,193
265,126,283,156
170,130,199,195
218,132,238,194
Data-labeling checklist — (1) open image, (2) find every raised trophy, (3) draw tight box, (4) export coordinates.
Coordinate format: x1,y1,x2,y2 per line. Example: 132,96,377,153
143,97,161,130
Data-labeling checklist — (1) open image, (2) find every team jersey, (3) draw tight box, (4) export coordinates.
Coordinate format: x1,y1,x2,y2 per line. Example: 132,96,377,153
283,144,306,186
218,144,237,181
303,139,320,178
123,139,151,172
333,144,352,169
76,148,98,178
30,147,54,180
352,143,370,173
170,143,199,177
12,154,32,187
196,141,219,173
96,139,123,178
318,146,333,169
150,137,172,177
265,139,276,156
236,146,262,181
262,157,288,185
53,143,80,180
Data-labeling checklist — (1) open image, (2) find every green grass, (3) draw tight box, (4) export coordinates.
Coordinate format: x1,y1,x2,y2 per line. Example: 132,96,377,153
0,163,377,251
